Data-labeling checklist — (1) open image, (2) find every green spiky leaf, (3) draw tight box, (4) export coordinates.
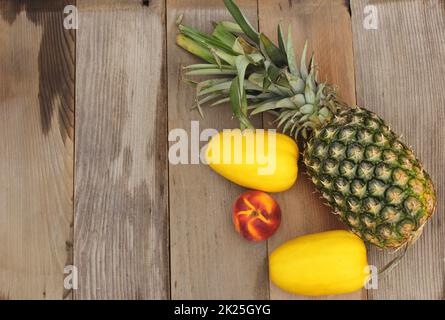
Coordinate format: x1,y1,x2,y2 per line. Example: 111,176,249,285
210,47,236,66
219,21,243,33
259,33,287,67
250,99,282,115
235,55,250,93
300,41,309,80
223,0,259,44
176,34,215,64
185,68,238,76
178,24,235,54
277,24,286,55
229,76,253,129
286,25,299,76
212,23,237,47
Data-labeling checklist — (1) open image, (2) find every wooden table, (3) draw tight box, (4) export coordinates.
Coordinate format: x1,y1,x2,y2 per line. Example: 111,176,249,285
0,0,444,300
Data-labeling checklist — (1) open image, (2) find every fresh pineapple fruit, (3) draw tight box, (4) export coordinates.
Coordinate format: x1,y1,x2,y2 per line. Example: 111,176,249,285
304,108,436,248
176,0,436,249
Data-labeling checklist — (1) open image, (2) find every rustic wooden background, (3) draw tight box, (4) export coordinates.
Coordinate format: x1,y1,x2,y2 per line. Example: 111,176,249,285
0,0,444,300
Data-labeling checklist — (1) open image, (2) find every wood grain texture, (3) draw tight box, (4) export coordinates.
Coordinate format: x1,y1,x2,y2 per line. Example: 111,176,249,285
167,0,269,299
74,0,169,299
0,0,74,299
78,0,149,11
258,0,365,300
351,0,445,300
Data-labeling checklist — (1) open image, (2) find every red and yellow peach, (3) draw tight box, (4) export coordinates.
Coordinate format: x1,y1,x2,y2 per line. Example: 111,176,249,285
233,191,281,241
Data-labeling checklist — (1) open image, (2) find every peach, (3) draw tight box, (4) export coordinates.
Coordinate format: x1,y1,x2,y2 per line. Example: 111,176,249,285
233,190,281,242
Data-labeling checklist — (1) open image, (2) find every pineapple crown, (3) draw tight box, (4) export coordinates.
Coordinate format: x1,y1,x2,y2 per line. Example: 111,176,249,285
176,0,346,139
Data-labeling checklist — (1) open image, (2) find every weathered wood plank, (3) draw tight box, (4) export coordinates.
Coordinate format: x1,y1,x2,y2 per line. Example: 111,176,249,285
351,0,445,300
167,0,269,299
258,0,365,300
74,0,169,299
0,0,74,299
76,0,148,11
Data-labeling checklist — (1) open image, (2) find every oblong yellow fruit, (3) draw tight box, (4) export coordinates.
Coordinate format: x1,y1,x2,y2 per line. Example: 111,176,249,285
205,129,298,192
269,230,369,296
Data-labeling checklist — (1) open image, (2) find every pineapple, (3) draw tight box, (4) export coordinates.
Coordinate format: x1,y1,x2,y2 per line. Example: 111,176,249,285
176,0,436,249
305,107,436,248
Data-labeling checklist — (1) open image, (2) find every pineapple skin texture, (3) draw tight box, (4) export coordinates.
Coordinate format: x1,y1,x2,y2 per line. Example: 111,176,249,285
304,108,436,249
205,129,299,192
269,230,369,296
